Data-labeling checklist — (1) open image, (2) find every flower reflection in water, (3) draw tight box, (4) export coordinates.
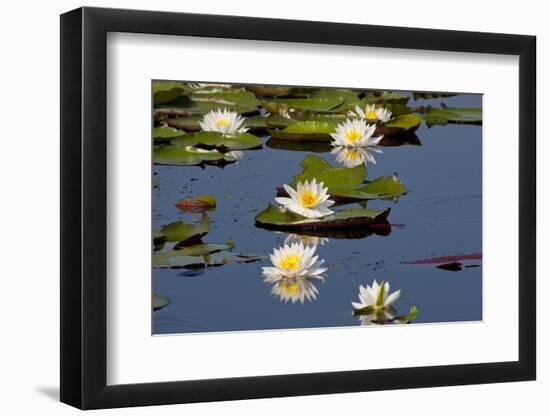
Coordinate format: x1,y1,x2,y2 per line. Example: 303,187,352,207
284,233,329,248
270,276,323,304
330,145,382,167
262,242,327,304
351,279,418,326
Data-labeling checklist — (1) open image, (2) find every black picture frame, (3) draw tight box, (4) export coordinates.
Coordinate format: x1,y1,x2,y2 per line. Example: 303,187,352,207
60,6,536,410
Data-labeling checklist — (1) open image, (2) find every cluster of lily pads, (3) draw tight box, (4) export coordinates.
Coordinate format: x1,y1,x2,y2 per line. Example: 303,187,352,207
153,81,481,166
152,81,482,323
152,211,261,269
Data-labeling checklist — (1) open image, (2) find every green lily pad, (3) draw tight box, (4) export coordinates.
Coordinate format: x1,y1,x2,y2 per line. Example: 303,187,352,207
189,88,261,109
264,97,344,113
155,94,258,115
157,214,209,244
171,131,262,151
153,125,186,142
424,106,482,127
153,250,262,269
293,155,366,190
245,85,297,97
359,173,407,198
268,121,338,142
268,113,419,142
153,294,170,311
153,82,185,105
153,145,225,166
155,241,235,267
362,91,410,106
266,138,333,153
175,195,216,211
376,114,423,136
255,204,390,232
276,156,407,202
310,88,361,102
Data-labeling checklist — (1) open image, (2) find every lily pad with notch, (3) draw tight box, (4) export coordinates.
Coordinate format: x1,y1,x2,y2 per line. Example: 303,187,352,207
153,125,186,143
424,105,482,127
153,145,228,166
264,97,345,113
255,204,391,233
276,156,407,203
171,131,262,151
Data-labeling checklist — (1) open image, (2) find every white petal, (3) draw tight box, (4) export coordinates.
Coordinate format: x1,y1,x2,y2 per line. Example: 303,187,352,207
384,290,401,307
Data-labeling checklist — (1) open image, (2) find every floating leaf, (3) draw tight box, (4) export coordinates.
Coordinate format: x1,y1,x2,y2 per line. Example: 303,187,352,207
362,91,410,106
153,294,170,311
377,114,422,135
266,138,333,153
153,125,186,142
359,173,407,198
276,156,407,202
175,195,216,211
269,121,338,141
153,250,262,269
188,88,261,109
156,241,235,266
171,131,262,151
293,155,366,191
264,97,344,113
401,305,419,323
310,88,361,103
245,85,298,97
267,113,419,142
153,145,225,166
157,214,209,244
424,106,482,127
255,204,390,232
155,93,258,115
153,82,185,105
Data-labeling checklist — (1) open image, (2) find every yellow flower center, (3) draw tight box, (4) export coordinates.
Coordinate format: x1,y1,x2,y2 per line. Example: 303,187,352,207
215,118,231,128
345,128,362,143
345,149,361,161
279,254,301,271
298,190,319,208
279,281,299,295
366,110,378,119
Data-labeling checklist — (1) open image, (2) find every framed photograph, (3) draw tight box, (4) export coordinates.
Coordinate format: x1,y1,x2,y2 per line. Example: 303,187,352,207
60,6,536,409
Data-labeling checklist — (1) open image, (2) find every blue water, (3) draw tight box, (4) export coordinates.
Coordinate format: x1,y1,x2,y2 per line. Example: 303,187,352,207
153,93,482,334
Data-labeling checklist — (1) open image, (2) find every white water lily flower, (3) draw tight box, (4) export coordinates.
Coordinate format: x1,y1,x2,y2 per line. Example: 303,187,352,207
199,109,248,134
349,104,392,123
262,242,327,281
330,119,383,148
330,145,382,167
284,234,329,248
351,280,401,313
275,179,334,219
270,276,322,304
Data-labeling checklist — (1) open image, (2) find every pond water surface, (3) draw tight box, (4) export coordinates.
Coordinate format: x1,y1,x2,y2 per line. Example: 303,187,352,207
153,93,482,334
